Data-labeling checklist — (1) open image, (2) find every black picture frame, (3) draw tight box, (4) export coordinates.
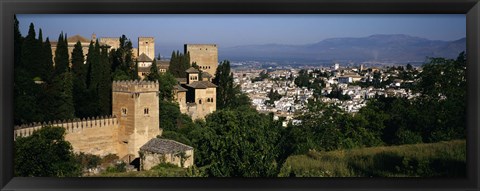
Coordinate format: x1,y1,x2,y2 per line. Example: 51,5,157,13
1,0,479,190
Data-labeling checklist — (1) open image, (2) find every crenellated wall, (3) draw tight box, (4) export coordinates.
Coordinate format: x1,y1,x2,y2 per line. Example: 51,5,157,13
112,80,159,93
14,116,120,157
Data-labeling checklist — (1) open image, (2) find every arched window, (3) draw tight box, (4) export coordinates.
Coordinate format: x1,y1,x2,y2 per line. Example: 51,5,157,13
144,108,149,115
121,108,127,116
199,99,202,104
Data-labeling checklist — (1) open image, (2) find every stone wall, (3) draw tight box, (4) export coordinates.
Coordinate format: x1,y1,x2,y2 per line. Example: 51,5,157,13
14,116,120,157
99,37,120,50
184,44,218,77
141,149,194,170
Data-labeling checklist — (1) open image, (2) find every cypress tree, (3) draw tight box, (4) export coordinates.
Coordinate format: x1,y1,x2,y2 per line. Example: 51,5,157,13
21,23,41,78
52,71,75,120
71,41,88,117
90,39,102,89
168,51,177,76
54,32,69,75
147,59,160,81
85,41,95,89
14,15,23,69
40,37,54,82
213,60,236,109
98,47,112,115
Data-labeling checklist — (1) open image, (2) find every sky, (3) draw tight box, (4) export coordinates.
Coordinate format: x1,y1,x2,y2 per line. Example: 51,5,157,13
17,14,465,57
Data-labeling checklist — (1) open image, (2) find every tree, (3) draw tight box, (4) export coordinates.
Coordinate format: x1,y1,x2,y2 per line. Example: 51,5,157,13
147,59,160,81
158,72,177,101
40,37,54,82
98,46,112,115
112,35,136,80
195,109,280,177
265,88,282,106
406,63,413,70
54,32,69,75
213,60,236,109
413,53,466,142
46,71,75,120
294,69,310,88
71,41,89,118
20,23,42,78
168,50,191,78
14,15,23,70
191,62,203,80
14,126,81,177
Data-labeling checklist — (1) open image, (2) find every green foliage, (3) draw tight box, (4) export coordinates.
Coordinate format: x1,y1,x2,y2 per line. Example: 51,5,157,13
147,59,161,81
111,35,136,80
168,50,191,78
20,23,42,77
213,60,252,110
160,131,192,146
251,70,269,82
290,100,382,154
71,41,89,118
265,88,282,106
280,140,465,177
97,163,206,177
43,71,75,120
14,15,23,70
40,37,54,82
191,62,203,80
325,84,351,100
106,161,127,173
97,47,112,115
54,32,69,75
158,72,178,101
14,68,44,124
158,100,195,133
294,69,310,88
75,152,101,169
15,126,81,177
193,109,281,177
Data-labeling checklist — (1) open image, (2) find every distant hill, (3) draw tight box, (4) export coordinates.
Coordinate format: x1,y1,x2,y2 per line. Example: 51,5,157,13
220,34,466,63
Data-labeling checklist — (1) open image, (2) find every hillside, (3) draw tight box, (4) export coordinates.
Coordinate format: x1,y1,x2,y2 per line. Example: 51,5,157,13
220,34,466,63
279,140,466,177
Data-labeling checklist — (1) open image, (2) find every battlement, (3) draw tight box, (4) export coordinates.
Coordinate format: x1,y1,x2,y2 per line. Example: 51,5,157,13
138,37,154,40
112,80,159,92
14,115,119,140
185,44,217,48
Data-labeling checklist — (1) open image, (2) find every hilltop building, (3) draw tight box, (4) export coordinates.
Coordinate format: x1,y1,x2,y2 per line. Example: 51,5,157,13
51,34,218,120
14,80,193,169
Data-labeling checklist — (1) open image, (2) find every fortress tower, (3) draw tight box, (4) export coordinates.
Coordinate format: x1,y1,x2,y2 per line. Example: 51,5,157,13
112,80,161,160
184,44,218,78
138,37,155,61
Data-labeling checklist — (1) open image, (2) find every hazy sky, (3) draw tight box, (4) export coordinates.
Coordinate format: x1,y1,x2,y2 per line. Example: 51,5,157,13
17,14,465,55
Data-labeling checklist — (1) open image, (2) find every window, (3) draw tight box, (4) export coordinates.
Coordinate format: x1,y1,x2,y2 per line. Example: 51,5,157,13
121,108,127,116
199,99,202,104
144,108,149,115
207,98,210,102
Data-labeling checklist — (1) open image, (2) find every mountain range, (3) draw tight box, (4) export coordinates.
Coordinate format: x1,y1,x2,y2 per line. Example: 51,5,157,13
219,34,466,63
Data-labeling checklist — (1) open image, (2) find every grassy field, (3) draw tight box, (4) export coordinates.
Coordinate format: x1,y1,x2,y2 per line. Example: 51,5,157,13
94,163,205,177
279,140,466,177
